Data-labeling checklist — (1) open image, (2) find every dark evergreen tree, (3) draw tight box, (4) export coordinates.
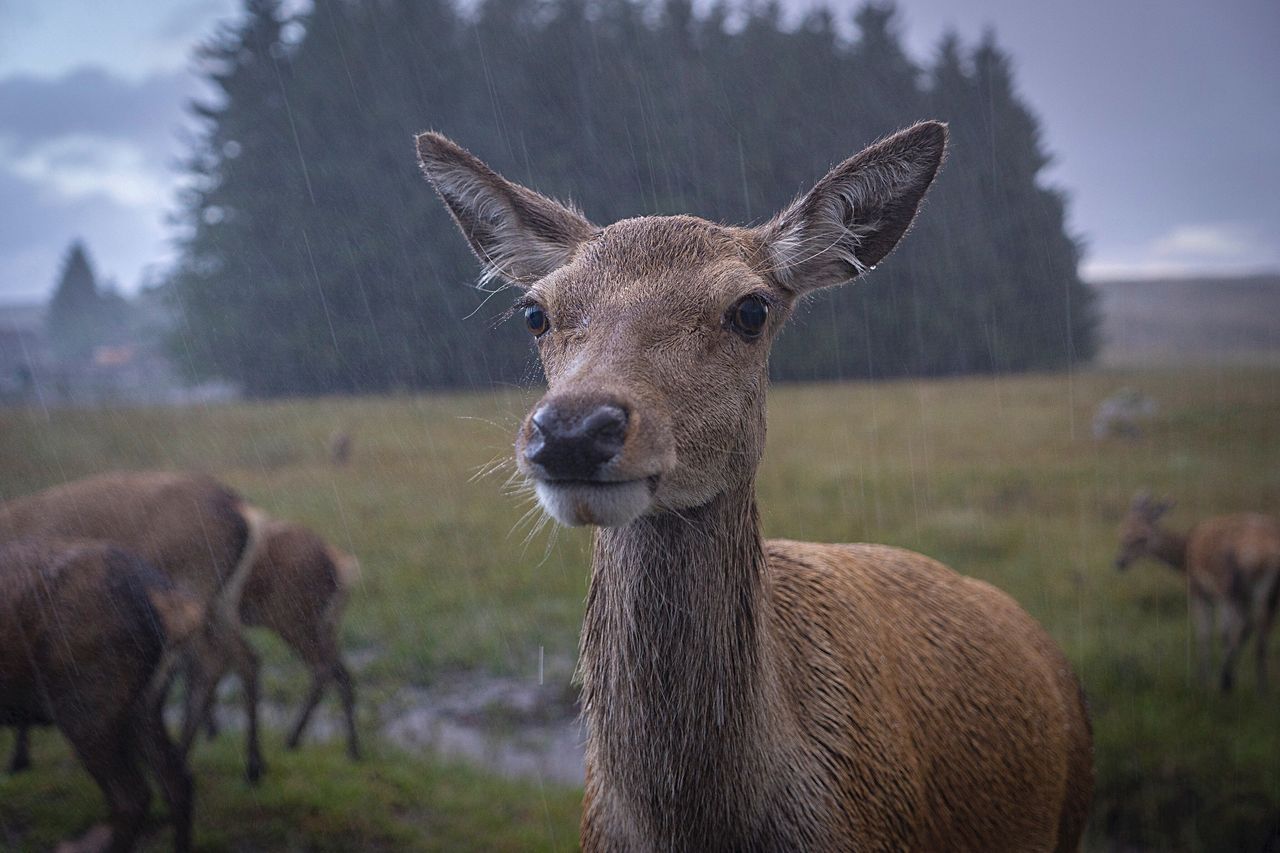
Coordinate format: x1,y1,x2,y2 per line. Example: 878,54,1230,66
167,0,1097,396
46,241,130,362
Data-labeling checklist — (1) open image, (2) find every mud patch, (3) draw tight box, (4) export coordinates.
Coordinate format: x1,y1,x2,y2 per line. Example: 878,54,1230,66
381,677,585,785
205,660,586,787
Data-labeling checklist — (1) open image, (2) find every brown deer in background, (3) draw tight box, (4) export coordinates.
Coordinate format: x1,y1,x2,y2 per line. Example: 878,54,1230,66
417,123,1094,850
330,429,354,466
198,518,362,759
0,540,199,852
1116,491,1280,692
0,471,269,782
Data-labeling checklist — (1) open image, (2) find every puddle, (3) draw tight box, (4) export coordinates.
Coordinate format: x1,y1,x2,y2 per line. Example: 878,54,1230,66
381,679,586,785
204,661,587,787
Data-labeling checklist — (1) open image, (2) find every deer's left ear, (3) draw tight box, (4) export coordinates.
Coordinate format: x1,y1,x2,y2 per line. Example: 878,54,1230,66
756,121,946,294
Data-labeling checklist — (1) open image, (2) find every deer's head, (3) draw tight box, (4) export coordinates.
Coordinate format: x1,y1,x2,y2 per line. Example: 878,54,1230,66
417,123,946,526
1115,490,1175,570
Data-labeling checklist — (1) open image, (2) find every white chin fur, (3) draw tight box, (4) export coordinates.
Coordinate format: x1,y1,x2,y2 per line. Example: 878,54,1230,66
534,480,652,527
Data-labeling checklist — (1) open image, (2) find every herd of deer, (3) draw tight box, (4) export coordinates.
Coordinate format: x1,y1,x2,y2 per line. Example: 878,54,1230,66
0,471,360,852
3,121,1277,851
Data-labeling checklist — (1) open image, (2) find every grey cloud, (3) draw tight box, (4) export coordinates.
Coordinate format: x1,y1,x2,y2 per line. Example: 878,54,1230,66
0,66,188,299
0,165,169,300
0,66,199,160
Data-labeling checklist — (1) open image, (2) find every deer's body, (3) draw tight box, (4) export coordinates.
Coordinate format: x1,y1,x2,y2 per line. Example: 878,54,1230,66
582,498,1092,850
0,471,269,781
0,539,197,852
1185,514,1280,608
235,519,361,758
1117,495,1280,691
417,121,1094,850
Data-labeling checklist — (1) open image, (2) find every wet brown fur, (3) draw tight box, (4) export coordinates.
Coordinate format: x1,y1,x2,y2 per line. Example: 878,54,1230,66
234,519,361,758
417,123,1095,851
0,539,195,852
1117,493,1280,692
0,471,269,782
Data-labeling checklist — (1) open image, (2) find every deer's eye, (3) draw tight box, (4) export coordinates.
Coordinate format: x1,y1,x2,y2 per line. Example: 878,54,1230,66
524,304,550,337
729,295,769,339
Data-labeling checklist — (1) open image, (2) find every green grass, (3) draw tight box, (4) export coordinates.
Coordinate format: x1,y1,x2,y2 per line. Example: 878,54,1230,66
0,732,580,851
2,366,1279,850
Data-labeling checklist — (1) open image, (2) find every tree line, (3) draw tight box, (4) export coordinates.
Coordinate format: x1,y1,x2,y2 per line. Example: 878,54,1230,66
168,0,1097,396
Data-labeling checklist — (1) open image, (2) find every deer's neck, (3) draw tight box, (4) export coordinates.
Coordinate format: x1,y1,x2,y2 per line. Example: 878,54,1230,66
581,482,789,845
1152,527,1189,571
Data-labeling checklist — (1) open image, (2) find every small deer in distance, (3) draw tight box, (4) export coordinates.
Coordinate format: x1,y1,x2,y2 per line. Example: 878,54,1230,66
200,517,362,759
417,122,1094,850
1116,491,1280,693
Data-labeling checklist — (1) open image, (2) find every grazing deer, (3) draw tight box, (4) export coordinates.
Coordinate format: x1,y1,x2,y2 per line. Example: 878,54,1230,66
330,429,354,466
416,123,1094,850
0,539,199,852
0,471,269,782
199,518,362,759
1116,492,1280,692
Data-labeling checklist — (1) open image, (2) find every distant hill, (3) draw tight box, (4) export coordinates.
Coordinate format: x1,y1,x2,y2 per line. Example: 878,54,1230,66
1091,273,1280,366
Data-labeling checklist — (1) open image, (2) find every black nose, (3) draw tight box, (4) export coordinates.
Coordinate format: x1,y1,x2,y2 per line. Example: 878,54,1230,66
525,400,629,480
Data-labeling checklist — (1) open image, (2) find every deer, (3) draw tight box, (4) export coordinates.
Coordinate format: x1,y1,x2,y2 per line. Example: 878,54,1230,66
1115,491,1280,692
416,122,1095,850
330,429,354,466
197,517,362,759
0,539,200,852
0,471,269,783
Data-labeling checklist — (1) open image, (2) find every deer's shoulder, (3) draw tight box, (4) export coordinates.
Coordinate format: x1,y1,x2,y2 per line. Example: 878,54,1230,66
763,537,1059,675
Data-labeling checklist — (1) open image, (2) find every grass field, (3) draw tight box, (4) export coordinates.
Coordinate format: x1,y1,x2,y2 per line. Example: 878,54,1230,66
2,366,1279,850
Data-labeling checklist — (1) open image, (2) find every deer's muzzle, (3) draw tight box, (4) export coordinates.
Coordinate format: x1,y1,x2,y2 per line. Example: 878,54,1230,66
520,393,660,527
525,399,629,481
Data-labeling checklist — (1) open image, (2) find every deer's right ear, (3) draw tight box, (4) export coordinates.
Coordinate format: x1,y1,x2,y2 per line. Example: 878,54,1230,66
416,132,595,288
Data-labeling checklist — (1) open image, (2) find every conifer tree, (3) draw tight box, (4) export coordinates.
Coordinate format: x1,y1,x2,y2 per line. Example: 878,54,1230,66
46,241,128,362
168,0,1096,395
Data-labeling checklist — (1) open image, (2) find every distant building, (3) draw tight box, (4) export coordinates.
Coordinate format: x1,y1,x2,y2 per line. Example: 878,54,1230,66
0,301,239,408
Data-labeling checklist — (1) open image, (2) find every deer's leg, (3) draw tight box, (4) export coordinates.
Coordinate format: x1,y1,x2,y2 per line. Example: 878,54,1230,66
1217,604,1252,693
8,723,31,773
1190,594,1214,688
63,717,150,853
179,648,228,758
203,698,220,741
176,652,222,741
224,629,265,784
136,700,193,853
1253,574,1280,693
285,664,332,752
334,659,360,761
286,631,359,760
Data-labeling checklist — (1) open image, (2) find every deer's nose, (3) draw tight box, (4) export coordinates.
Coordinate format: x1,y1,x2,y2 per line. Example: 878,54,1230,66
525,400,629,480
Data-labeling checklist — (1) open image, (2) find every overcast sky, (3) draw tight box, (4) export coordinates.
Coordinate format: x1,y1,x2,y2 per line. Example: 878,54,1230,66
0,0,1277,302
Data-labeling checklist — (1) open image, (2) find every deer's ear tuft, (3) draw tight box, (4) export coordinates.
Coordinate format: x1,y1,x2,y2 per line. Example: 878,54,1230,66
756,121,946,294
415,131,595,288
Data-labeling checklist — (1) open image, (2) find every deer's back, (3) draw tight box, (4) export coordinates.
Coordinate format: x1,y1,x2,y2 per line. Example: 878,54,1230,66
0,471,249,600
1186,514,1280,601
240,521,346,643
766,540,1093,851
